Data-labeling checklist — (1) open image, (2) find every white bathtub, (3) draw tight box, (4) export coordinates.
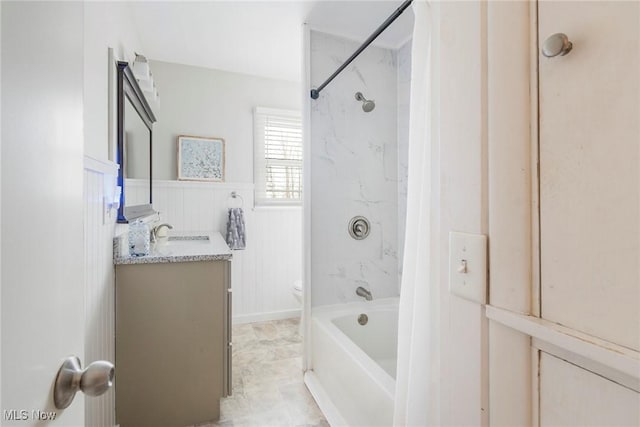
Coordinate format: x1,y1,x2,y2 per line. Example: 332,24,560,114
305,298,398,426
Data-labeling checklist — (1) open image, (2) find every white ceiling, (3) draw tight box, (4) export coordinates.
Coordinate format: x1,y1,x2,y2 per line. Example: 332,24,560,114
129,1,414,82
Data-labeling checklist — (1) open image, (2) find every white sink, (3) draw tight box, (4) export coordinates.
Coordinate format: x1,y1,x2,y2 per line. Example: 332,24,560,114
167,236,210,243
154,235,211,251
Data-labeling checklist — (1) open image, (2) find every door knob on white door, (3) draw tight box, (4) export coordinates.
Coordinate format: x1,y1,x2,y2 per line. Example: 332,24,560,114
53,356,115,409
542,33,573,58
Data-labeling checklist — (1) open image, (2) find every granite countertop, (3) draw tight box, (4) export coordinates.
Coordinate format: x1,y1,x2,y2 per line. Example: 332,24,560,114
114,231,233,265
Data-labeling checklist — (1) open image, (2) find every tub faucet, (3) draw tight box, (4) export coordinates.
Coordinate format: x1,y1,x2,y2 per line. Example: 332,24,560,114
151,223,173,243
356,286,373,301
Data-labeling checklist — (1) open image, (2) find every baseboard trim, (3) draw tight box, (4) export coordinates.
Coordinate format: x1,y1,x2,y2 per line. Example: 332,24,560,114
304,371,347,427
232,309,301,325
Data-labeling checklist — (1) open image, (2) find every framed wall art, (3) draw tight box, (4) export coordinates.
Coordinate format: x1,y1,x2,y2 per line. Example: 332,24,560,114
177,135,225,182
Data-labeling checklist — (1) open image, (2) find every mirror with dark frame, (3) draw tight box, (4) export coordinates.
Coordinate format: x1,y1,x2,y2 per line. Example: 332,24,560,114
116,61,157,223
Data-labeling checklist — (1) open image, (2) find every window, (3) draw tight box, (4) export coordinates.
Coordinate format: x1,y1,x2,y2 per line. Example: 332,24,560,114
254,107,303,206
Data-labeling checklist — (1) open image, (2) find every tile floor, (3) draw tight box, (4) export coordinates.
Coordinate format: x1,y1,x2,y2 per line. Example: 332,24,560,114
191,317,328,427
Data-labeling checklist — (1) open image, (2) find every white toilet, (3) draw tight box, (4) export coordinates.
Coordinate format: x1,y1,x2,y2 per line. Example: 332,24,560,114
292,280,303,304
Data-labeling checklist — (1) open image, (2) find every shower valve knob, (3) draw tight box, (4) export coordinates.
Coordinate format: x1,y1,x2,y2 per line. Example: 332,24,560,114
349,216,371,240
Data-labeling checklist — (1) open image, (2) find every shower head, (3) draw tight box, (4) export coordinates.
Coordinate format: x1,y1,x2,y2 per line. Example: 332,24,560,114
355,92,375,112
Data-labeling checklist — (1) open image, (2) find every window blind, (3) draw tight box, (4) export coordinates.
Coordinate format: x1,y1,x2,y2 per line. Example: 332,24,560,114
254,107,302,205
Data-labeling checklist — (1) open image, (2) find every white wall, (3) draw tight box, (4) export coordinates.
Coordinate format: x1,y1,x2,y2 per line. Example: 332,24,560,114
84,1,144,162
309,30,401,307
434,2,489,425
149,60,300,181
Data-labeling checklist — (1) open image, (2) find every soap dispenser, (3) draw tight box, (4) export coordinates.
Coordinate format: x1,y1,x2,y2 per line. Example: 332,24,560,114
128,219,150,256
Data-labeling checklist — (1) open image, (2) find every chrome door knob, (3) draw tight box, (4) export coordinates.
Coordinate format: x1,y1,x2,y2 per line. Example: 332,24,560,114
54,356,115,409
542,33,573,58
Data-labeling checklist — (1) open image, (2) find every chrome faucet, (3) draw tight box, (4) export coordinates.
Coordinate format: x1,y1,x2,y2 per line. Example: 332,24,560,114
356,286,373,301
151,223,173,243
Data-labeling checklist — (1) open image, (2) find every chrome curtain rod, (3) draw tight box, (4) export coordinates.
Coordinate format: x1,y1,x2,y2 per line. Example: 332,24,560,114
310,0,413,100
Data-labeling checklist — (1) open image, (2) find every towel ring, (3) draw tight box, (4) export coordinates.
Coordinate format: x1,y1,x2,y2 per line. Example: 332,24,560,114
229,191,244,208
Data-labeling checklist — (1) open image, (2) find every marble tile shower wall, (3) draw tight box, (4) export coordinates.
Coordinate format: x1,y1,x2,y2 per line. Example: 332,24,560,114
310,30,406,306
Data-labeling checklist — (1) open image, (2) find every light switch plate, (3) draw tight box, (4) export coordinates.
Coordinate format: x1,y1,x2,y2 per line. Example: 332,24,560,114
449,231,488,304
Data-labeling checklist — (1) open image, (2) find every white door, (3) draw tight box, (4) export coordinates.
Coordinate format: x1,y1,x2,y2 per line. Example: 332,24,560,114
2,2,86,425
538,0,640,423
539,0,639,352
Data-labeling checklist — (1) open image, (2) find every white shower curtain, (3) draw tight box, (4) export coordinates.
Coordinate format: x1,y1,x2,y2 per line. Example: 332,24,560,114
393,1,437,426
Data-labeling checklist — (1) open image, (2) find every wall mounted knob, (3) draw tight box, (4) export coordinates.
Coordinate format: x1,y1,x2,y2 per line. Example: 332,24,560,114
542,33,573,58
54,356,115,409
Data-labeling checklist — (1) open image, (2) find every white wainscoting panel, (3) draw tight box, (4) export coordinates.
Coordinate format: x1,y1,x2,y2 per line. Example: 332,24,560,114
84,164,118,427
127,179,303,322
540,352,640,426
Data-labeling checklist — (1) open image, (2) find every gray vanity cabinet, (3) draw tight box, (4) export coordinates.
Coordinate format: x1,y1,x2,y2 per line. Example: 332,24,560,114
115,259,231,427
